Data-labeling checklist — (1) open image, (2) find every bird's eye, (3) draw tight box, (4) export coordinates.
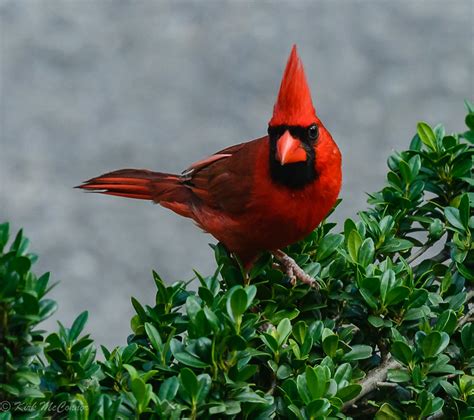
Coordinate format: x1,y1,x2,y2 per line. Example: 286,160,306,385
308,124,319,140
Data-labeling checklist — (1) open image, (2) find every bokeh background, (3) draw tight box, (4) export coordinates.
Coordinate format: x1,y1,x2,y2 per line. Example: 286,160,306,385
1,0,472,348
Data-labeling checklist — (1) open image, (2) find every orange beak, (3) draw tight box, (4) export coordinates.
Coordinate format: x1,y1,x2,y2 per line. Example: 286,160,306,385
276,130,307,165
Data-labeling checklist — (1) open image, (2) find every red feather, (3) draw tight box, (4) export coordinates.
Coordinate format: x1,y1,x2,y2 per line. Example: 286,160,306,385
269,45,317,127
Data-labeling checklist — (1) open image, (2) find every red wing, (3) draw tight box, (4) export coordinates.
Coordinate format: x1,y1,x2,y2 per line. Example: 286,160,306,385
182,136,267,214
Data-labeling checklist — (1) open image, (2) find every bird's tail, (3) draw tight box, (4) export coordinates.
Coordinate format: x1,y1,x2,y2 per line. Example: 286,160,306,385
76,169,193,216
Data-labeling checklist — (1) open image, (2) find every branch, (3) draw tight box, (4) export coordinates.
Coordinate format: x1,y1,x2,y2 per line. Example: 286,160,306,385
412,246,450,272
342,357,401,411
458,288,474,329
466,288,474,304
406,242,433,264
344,288,472,413
429,247,450,264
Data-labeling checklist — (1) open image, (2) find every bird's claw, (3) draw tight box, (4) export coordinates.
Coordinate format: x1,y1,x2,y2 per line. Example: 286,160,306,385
272,250,319,288
285,265,297,286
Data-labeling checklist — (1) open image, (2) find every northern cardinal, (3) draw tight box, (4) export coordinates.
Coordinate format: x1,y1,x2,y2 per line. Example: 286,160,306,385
77,45,342,286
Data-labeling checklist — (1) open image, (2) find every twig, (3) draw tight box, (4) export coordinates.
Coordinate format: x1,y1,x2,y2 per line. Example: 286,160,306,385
406,243,433,264
250,306,275,333
376,381,398,388
412,246,450,272
342,357,401,411
428,411,446,420
466,288,474,303
429,247,450,264
458,289,474,329
343,288,472,414
266,373,278,396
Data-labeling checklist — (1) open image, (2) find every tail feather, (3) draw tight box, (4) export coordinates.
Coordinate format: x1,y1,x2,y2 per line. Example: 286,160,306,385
76,169,190,205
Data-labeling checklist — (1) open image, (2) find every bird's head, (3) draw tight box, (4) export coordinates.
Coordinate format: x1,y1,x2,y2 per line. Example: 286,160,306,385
268,45,329,188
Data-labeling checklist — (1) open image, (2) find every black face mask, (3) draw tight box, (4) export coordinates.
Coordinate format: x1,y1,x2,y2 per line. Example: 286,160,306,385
268,124,318,188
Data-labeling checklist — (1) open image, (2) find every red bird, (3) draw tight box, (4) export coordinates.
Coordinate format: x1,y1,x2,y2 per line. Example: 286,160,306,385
77,46,342,286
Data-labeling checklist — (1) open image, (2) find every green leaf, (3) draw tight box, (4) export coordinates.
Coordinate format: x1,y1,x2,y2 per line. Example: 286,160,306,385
145,322,162,352
296,375,311,405
385,286,410,306
446,291,466,310
342,345,372,361
14,371,41,386
420,331,450,359
404,305,430,321
103,395,121,420
466,112,474,130
408,154,421,178
261,333,279,354
457,262,474,280
180,368,198,401
245,285,257,306
292,321,308,345
440,380,459,398
375,402,403,420
358,238,375,266
380,270,395,303
336,384,362,402
304,262,321,277
417,122,437,151
270,308,300,324
131,297,147,321
458,194,471,228
380,238,413,253
277,364,292,380
409,134,422,150
186,295,202,321
322,334,339,358
234,390,268,404
434,310,457,335
158,376,179,401
407,289,428,308
0,222,9,252
347,229,363,263
131,377,146,407
387,369,411,383
368,315,385,328
12,256,31,275
465,99,474,113
445,207,465,231
316,233,344,260
390,341,413,365
334,363,352,384
276,318,292,346
39,299,57,320
461,323,474,350
10,228,24,253
305,366,326,399
306,398,331,417
238,364,258,381
398,159,412,184
69,311,88,342
227,287,248,323
203,307,219,331
359,288,378,310
173,351,209,368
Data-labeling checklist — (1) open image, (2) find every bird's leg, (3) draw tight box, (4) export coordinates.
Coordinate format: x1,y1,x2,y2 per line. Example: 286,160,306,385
272,250,319,288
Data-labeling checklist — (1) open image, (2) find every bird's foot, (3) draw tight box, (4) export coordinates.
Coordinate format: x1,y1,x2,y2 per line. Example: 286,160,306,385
272,250,319,288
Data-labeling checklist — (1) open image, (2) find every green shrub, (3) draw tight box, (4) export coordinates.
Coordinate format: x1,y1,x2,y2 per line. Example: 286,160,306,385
0,103,473,419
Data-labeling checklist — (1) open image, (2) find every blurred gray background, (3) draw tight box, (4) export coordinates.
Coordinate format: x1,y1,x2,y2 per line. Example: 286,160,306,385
1,0,472,348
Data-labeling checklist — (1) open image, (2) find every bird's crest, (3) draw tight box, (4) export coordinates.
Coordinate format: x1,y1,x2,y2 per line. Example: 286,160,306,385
269,45,317,127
